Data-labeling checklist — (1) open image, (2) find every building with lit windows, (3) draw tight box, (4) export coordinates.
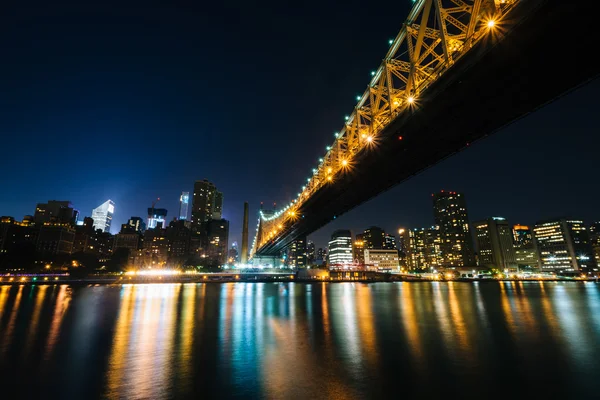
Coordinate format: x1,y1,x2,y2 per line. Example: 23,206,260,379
354,233,365,264
179,192,190,220
363,226,385,249
474,217,517,272
384,233,397,250
432,191,475,267
364,249,399,272
147,208,168,229
206,219,229,265
588,222,600,265
289,236,307,268
34,200,79,226
306,240,315,264
533,218,597,274
212,191,223,219
512,224,539,270
126,216,146,233
192,179,216,230
405,226,442,271
91,200,115,233
328,230,353,266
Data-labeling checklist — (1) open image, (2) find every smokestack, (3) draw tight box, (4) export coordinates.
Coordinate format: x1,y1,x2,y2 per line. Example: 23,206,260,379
241,202,249,264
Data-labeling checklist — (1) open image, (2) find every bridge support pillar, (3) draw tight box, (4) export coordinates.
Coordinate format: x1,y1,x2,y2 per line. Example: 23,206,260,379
252,255,280,268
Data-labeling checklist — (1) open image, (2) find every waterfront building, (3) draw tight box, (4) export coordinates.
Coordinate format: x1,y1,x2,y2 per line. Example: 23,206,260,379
354,233,365,264
306,240,315,264
179,192,190,220
512,224,539,270
384,233,397,250
533,218,597,274
364,249,399,272
432,190,475,267
142,228,168,268
513,224,533,247
206,219,229,265
588,221,600,265
147,208,168,229
406,226,443,271
166,219,191,260
91,200,115,233
289,237,307,268
473,217,518,272
328,230,353,266
363,226,385,249
0,217,38,254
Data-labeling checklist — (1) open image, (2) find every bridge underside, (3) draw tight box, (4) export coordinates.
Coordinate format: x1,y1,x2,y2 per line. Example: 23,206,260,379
256,0,600,256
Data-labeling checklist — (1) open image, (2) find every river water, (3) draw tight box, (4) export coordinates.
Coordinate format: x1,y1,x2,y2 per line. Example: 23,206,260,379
0,282,599,399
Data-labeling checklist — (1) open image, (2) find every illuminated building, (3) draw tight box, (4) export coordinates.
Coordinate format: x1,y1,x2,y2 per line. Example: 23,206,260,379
206,219,229,265
91,200,115,233
384,233,397,250
179,192,190,220
364,226,385,249
142,227,168,268
289,236,307,268
364,249,399,272
513,224,533,247
166,219,190,259
354,233,365,264
306,240,315,264
588,222,600,265
432,191,475,267
473,217,517,272
533,218,597,274
191,179,221,230
34,200,79,226
147,208,168,229
406,226,442,271
126,216,146,233
328,230,353,266
228,242,239,264
512,224,539,270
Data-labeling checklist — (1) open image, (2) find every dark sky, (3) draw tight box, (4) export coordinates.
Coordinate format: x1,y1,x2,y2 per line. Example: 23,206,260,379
1,0,599,250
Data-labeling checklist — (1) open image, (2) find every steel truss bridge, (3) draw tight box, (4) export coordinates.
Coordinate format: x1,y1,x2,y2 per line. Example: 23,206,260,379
251,0,600,259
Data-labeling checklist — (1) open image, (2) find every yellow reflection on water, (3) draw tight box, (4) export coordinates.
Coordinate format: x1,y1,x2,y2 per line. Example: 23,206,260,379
1,285,24,355
355,284,378,368
44,285,71,360
0,286,11,317
24,285,49,358
400,283,424,371
499,282,516,336
177,283,196,382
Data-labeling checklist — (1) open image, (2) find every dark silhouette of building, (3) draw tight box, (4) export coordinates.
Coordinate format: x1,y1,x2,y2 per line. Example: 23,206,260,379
36,222,75,255
34,200,79,226
206,219,229,265
364,226,385,249
241,202,249,264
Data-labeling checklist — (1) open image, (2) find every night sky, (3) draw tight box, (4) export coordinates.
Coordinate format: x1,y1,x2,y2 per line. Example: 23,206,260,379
1,0,599,250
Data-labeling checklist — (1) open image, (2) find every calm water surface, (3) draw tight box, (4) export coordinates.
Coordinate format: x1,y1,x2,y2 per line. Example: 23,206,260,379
0,282,599,399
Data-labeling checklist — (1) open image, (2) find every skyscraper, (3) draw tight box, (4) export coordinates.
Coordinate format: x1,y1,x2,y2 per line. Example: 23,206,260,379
192,179,220,231
432,191,475,267
328,230,353,266
363,226,385,249
406,226,442,271
213,191,223,219
354,233,365,264
512,224,539,270
289,237,307,268
473,217,517,272
206,218,229,265
513,224,533,247
147,208,168,229
588,222,600,265
306,240,316,264
91,200,115,233
179,192,190,220
533,218,597,274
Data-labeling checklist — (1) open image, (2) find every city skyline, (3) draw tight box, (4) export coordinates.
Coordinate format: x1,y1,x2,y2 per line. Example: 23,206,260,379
2,1,600,250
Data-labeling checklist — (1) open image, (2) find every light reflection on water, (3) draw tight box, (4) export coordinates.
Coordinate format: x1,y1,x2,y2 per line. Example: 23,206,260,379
0,282,599,399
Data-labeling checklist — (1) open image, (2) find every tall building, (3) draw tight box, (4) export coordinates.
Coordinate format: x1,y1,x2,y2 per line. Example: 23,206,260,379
533,218,597,274
432,191,475,267
354,233,365,264
206,219,229,265
384,233,397,250
166,219,191,260
513,224,539,270
306,240,316,264
34,200,79,226
191,179,218,230
213,191,223,219
328,230,353,266
179,192,190,220
91,200,115,233
406,226,442,271
473,217,517,272
289,237,307,268
36,222,75,255
127,217,146,233
142,227,168,268
147,208,168,229
364,226,385,249
588,222,600,265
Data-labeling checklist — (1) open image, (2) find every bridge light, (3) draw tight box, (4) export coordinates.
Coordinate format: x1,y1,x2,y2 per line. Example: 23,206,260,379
344,115,349,121
487,19,495,28
327,167,332,174
388,39,393,45
356,95,361,101
407,96,415,104
370,71,375,76
341,159,348,166
307,178,311,182
326,146,331,151
327,176,332,181
319,158,323,162
366,136,373,143
361,133,367,139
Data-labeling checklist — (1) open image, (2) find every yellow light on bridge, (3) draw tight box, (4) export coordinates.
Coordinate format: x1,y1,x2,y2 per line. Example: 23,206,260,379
487,19,495,28
407,96,415,104
288,210,296,216
327,176,332,181
327,167,332,174
366,136,373,143
341,159,348,166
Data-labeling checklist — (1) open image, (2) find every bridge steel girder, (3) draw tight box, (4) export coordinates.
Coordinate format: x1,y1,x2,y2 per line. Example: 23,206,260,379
252,0,600,257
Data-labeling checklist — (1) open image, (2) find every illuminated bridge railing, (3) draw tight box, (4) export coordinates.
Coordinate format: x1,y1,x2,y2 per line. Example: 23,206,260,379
251,0,518,257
